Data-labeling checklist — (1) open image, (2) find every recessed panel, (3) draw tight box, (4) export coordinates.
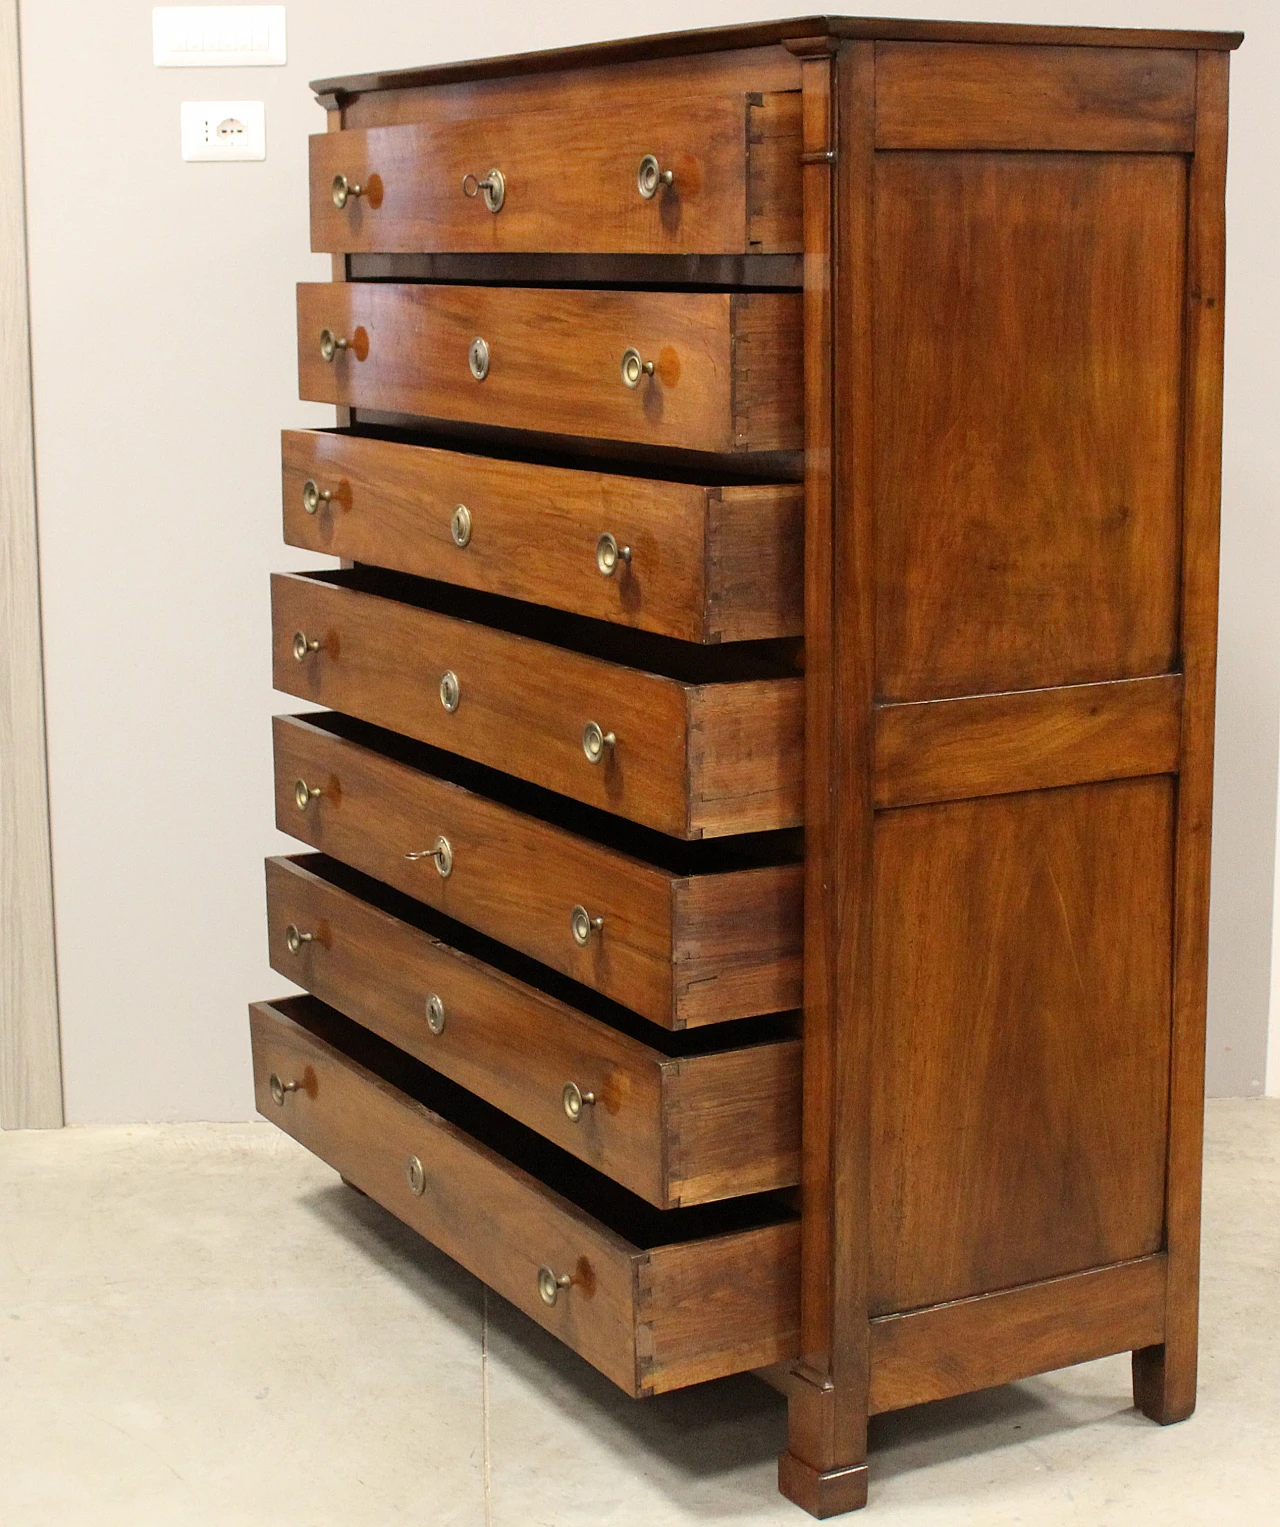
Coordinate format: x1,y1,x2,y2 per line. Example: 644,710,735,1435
869,778,1174,1315
874,152,1186,701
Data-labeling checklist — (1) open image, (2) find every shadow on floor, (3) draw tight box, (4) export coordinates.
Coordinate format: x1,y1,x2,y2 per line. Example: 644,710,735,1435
301,1175,1147,1507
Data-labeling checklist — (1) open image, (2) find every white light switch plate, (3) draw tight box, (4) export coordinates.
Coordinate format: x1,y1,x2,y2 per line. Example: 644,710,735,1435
181,101,266,161
154,7,286,67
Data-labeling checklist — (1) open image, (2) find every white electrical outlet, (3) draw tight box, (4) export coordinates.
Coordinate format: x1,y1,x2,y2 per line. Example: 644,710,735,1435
181,101,266,161
154,7,286,67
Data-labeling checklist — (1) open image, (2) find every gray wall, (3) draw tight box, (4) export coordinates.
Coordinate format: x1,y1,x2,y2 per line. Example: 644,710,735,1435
17,0,1277,1120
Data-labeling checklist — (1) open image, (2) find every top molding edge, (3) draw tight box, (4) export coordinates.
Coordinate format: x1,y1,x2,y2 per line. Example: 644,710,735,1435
310,14,1243,103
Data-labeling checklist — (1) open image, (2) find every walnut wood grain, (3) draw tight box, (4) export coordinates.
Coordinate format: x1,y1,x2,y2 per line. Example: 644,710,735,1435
869,779,1174,1314
873,675,1183,809
1134,48,1232,1431
869,1256,1167,1414
265,853,800,1208
779,43,874,1519
281,430,803,644
312,19,1241,104
873,150,1186,702
311,91,800,256
640,1222,800,1392
875,43,1196,151
271,571,803,838
251,996,800,1396
296,283,804,454
336,44,804,130
272,714,803,1028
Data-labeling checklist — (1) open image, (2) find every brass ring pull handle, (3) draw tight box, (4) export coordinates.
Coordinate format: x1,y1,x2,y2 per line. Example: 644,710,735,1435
562,1082,596,1123
319,328,350,362
269,1073,301,1107
595,533,631,577
538,1266,572,1306
582,721,616,763
425,994,446,1035
406,836,453,879
450,505,472,547
406,1155,427,1196
292,630,321,662
439,671,461,712
571,904,604,946
294,778,323,811
621,347,655,388
302,479,332,514
462,168,506,213
637,154,674,199
331,173,365,208
284,924,314,956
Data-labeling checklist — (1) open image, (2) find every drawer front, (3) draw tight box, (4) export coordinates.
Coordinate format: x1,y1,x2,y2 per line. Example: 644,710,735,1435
296,283,803,454
272,573,804,839
251,997,801,1395
311,92,801,256
273,714,803,1028
282,431,804,644
266,854,801,1208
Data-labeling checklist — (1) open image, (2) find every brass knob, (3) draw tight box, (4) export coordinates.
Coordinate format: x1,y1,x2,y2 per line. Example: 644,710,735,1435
469,337,490,381
302,479,332,514
462,168,505,213
268,1073,301,1107
562,1082,596,1123
406,836,453,879
284,924,314,956
450,505,472,547
538,1266,572,1306
406,1155,426,1196
595,533,631,577
426,994,446,1035
293,778,323,811
292,630,321,662
582,721,616,763
637,154,674,199
439,671,460,712
571,904,603,947
331,173,364,208
319,328,350,362
621,347,655,388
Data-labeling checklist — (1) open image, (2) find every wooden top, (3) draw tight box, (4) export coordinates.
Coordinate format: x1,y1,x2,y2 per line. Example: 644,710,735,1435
312,15,1243,100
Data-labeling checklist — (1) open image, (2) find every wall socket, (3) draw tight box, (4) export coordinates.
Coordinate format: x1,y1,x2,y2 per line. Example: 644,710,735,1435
180,101,266,162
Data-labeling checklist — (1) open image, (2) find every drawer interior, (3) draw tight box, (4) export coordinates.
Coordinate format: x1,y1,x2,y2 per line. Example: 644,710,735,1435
318,418,804,485
272,993,796,1250
300,565,803,683
345,252,804,290
287,709,804,875
283,851,798,1058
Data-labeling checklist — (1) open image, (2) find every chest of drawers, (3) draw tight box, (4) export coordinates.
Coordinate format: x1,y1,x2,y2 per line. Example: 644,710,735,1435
251,16,1240,1516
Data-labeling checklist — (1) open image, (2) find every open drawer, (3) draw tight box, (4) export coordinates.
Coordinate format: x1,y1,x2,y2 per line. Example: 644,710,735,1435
266,853,800,1208
273,711,802,1028
250,995,800,1396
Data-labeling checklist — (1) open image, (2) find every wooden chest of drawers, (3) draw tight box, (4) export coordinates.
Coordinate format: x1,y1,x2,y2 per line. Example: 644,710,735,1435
252,16,1240,1517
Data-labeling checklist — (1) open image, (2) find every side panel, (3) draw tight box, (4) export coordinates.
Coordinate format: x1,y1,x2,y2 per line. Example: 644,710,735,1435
874,150,1186,703
869,779,1175,1314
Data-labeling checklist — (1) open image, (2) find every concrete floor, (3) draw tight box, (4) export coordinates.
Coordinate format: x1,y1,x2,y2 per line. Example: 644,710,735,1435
1,1099,1276,1526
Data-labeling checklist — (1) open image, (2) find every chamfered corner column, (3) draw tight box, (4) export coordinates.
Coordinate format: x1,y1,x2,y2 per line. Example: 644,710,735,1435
1134,46,1230,1431
777,36,877,1519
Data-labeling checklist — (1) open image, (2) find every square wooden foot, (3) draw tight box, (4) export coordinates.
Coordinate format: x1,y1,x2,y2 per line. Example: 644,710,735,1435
778,1452,869,1517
